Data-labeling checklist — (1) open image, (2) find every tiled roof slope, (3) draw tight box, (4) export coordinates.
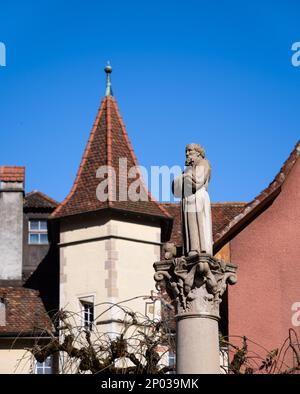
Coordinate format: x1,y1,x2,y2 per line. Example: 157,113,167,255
212,202,247,236
0,287,53,335
162,202,246,246
24,191,59,210
0,166,25,183
214,141,300,251
52,96,171,221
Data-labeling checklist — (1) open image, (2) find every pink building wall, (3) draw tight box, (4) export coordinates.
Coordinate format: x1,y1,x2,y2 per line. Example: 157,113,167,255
229,159,300,364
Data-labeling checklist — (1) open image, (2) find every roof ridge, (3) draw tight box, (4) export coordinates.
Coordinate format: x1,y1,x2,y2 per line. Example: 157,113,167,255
26,190,59,205
214,140,300,248
0,165,25,169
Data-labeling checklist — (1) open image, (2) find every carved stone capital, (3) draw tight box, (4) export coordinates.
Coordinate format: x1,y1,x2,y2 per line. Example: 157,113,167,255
153,254,237,319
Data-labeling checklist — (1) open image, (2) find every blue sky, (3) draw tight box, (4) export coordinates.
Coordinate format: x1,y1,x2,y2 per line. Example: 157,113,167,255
0,0,299,203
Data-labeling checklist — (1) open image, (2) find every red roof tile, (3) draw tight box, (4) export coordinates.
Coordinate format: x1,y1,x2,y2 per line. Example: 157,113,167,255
212,202,247,236
51,97,171,224
0,287,53,335
24,191,59,210
0,166,25,183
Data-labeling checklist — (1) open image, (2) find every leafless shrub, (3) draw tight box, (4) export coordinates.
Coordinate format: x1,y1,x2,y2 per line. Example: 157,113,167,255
22,293,300,374
26,294,176,374
221,329,300,374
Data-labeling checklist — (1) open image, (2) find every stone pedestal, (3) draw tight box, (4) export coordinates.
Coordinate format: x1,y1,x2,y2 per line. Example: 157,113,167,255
154,254,237,374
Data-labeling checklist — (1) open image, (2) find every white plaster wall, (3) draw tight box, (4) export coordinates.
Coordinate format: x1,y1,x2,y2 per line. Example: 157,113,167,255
60,240,108,317
59,217,161,330
60,214,109,244
110,219,160,243
115,239,160,313
0,348,33,374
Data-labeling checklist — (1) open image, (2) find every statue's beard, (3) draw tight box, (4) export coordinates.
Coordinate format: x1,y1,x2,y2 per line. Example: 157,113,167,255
185,156,194,166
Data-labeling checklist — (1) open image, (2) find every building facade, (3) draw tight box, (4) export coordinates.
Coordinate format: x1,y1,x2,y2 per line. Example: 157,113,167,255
0,69,299,373
0,168,57,373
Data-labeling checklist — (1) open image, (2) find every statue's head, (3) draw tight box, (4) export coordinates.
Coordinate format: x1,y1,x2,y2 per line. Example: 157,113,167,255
185,143,205,165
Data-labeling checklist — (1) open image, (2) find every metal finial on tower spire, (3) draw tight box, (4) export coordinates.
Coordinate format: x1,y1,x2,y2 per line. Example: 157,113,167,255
104,61,113,97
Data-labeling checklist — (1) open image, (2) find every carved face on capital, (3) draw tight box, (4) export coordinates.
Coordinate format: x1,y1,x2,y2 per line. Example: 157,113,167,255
185,144,204,166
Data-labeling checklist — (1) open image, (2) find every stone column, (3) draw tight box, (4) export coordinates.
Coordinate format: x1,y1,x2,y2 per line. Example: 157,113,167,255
154,254,237,374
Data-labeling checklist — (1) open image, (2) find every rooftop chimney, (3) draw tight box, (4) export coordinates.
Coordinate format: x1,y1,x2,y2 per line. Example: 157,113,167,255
0,166,25,283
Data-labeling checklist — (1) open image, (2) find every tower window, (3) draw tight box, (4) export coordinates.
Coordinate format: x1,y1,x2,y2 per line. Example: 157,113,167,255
28,220,48,244
81,301,94,331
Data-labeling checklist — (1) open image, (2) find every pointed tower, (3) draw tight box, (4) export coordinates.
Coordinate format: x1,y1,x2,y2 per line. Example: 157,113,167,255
52,65,172,323
52,64,171,234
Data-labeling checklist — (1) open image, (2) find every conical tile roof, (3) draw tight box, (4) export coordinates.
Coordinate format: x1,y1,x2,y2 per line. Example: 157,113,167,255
52,95,171,226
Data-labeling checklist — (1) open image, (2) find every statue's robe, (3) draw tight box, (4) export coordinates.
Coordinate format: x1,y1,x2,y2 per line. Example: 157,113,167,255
173,163,213,256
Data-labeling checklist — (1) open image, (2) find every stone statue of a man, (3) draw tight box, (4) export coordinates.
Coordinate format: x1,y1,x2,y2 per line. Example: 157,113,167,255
172,143,213,256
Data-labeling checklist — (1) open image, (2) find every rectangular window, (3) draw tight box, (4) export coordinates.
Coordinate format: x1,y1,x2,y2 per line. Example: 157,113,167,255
35,356,53,374
81,301,94,331
0,298,5,327
28,220,48,245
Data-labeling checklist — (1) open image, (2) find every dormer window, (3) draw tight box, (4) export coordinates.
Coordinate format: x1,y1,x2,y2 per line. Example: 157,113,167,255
0,298,6,326
28,220,48,245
